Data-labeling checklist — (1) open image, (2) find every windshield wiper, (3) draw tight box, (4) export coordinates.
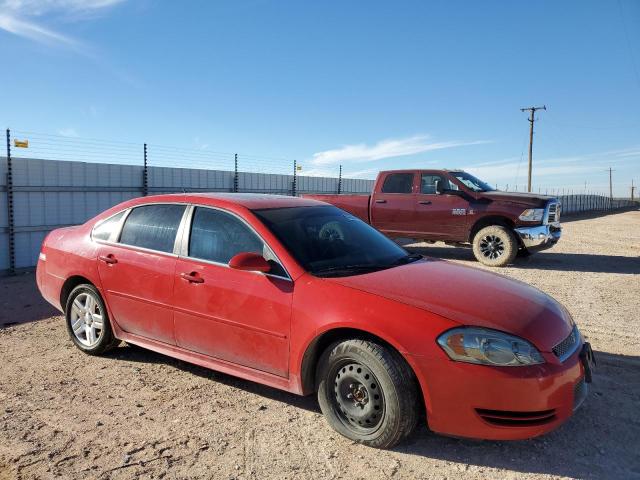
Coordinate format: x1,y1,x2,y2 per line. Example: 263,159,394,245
313,254,423,277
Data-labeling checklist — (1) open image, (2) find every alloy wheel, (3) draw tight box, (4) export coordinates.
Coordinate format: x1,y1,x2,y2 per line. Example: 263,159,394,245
69,292,104,347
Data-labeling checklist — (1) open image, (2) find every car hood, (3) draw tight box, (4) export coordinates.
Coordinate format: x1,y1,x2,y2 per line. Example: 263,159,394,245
327,259,573,351
478,191,552,208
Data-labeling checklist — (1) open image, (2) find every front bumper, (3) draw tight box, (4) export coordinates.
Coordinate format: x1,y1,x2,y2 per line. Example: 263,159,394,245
515,224,562,251
408,345,586,440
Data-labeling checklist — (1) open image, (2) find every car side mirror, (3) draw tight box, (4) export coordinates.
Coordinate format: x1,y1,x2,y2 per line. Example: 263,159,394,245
435,180,445,195
228,252,271,273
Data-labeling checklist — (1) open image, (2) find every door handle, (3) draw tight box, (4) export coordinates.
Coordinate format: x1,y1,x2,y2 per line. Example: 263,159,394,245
181,272,204,284
418,201,432,205
98,254,118,265
375,199,387,204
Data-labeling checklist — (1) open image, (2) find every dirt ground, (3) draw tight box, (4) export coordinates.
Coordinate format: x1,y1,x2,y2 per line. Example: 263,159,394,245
1,210,639,480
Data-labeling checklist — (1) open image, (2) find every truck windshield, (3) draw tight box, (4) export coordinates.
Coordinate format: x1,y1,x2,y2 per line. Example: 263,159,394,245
252,205,421,277
450,171,495,192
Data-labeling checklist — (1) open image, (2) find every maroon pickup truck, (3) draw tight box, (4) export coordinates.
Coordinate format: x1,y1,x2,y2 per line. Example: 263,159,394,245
304,169,562,267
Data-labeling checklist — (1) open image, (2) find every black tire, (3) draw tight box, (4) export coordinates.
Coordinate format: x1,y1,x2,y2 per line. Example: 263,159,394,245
65,284,118,355
472,225,518,267
316,339,419,449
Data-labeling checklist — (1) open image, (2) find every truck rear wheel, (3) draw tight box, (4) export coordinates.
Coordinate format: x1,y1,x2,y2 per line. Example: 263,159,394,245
472,225,518,267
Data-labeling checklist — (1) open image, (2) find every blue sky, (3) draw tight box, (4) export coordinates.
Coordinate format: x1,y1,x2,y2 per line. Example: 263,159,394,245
0,0,639,196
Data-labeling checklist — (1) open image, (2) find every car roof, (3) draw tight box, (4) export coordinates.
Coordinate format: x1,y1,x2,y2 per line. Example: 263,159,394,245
131,192,326,210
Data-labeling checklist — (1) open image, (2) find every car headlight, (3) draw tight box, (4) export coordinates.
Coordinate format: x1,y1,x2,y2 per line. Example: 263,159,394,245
518,208,544,222
437,328,545,366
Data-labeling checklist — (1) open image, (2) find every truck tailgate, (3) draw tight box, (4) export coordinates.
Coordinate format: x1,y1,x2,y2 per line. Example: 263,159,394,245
301,194,371,222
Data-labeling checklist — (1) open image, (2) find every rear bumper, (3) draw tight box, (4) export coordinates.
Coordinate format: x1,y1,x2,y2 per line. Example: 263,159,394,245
514,224,562,251
409,345,585,440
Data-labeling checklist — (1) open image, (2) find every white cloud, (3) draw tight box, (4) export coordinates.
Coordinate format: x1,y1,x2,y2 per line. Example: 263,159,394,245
58,127,78,137
0,0,124,48
311,135,489,166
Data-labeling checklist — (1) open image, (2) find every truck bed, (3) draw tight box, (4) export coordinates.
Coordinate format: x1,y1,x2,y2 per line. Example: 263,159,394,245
302,194,371,222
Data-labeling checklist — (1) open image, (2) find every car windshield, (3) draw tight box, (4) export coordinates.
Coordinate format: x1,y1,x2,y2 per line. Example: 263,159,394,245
252,205,421,277
450,171,495,192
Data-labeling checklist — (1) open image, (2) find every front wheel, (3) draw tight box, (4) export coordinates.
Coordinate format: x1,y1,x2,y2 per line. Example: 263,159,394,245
316,339,419,449
472,225,518,267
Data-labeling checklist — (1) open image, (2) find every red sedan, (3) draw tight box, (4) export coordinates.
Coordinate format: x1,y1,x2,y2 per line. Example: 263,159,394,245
36,193,595,448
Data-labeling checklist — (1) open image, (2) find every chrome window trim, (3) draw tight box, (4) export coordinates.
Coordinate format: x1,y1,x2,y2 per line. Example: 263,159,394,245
180,204,292,282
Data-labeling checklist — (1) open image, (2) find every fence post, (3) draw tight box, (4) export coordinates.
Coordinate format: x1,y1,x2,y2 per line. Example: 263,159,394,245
292,160,297,196
142,143,148,196
338,164,342,194
5,129,15,275
233,153,238,193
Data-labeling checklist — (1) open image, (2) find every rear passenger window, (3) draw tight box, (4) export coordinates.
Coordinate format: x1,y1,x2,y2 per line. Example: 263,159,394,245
92,211,125,241
381,173,414,193
189,207,263,264
119,204,186,253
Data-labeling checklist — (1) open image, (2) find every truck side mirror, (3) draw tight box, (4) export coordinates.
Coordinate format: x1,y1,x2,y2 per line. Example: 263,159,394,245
435,180,445,195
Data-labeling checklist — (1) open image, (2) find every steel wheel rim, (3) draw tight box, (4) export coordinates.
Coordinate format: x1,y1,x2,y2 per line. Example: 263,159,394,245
330,361,385,434
69,292,104,347
479,234,505,259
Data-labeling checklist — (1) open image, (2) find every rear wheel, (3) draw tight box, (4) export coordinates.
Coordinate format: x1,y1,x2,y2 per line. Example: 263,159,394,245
316,339,418,449
472,225,518,267
65,284,117,355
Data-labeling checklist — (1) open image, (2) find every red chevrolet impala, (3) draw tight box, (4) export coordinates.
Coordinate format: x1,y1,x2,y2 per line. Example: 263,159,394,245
36,193,595,448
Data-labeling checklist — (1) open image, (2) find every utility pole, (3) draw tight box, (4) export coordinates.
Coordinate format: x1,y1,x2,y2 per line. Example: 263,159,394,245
632,179,636,202
609,167,613,199
520,105,546,192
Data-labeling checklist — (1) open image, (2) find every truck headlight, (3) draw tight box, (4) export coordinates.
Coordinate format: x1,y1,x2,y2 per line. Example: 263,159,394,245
518,208,544,222
437,328,545,366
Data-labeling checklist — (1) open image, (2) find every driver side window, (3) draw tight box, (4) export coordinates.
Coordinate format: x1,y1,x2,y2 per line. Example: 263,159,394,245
421,174,453,194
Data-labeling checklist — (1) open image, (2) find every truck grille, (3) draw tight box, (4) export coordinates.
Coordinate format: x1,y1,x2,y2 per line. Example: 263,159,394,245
547,202,561,223
553,325,580,362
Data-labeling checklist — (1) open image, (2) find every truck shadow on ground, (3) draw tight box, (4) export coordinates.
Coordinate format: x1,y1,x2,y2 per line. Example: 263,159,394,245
406,245,640,275
109,344,639,479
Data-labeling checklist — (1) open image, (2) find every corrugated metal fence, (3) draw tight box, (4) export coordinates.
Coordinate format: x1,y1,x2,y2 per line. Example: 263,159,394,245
0,156,373,273
1,155,638,275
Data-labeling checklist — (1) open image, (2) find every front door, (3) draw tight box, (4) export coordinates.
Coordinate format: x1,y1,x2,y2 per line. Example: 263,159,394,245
172,206,292,377
413,173,471,240
96,203,187,345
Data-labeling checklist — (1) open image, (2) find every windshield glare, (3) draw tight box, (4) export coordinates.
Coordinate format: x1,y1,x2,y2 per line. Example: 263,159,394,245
451,171,495,192
253,206,415,277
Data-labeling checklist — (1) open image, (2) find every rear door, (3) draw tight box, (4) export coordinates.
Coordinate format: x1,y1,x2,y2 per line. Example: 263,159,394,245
370,172,416,234
96,203,187,345
172,206,292,377
413,173,471,240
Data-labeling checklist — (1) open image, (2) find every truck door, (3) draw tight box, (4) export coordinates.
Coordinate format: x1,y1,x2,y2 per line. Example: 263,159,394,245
413,173,471,240
370,172,416,235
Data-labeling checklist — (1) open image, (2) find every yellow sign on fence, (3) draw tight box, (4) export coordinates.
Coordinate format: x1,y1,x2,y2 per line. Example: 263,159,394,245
14,139,29,148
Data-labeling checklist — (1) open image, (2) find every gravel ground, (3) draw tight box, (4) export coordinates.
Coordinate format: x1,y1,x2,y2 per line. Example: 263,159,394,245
0,210,639,480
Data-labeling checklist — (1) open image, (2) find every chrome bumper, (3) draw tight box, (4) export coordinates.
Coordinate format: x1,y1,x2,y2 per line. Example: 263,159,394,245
514,224,562,251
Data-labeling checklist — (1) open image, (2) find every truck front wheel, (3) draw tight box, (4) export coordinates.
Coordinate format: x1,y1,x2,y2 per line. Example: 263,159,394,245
472,225,518,267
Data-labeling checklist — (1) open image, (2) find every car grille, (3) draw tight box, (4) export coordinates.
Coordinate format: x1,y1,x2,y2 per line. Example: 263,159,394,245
573,377,588,411
476,408,557,427
547,202,561,223
553,325,580,362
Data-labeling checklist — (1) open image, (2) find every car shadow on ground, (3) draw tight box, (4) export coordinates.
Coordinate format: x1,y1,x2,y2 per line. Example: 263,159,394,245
405,245,640,275
107,344,639,479
105,343,321,414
